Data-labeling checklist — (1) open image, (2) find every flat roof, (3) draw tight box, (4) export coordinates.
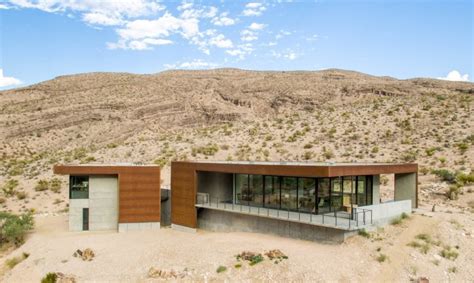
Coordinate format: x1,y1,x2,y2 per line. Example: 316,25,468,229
182,160,412,167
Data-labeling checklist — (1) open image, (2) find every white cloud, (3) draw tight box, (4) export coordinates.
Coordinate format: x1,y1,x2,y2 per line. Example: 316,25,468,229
275,29,292,40
164,59,218,69
211,12,235,26
240,29,258,41
243,2,266,16
226,43,254,59
285,52,297,60
271,50,299,60
9,0,165,25
248,22,265,30
109,38,173,50
437,70,469,82
82,12,123,26
209,34,233,48
0,69,22,88
0,3,10,9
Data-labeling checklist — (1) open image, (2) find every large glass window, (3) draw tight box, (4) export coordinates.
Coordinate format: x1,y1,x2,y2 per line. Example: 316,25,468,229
298,178,316,213
70,176,89,199
357,176,367,206
248,175,263,207
235,174,249,205
330,177,343,211
317,178,330,213
342,176,354,211
280,177,297,211
367,176,373,205
264,176,280,209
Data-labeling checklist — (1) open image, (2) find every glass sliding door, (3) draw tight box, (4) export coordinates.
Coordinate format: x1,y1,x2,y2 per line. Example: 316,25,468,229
298,178,316,213
248,175,263,207
317,178,330,213
264,176,280,209
235,174,249,205
330,177,343,212
281,177,297,211
342,176,353,213
357,176,367,206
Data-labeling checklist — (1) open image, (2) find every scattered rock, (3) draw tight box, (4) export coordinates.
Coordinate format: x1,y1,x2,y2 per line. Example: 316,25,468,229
147,267,187,279
73,248,95,261
264,249,287,260
417,276,429,283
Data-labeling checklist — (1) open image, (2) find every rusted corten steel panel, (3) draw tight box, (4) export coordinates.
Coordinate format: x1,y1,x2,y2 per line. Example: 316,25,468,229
170,161,418,229
54,165,160,223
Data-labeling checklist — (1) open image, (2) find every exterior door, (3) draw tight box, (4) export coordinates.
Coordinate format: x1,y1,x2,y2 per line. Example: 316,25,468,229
82,208,89,231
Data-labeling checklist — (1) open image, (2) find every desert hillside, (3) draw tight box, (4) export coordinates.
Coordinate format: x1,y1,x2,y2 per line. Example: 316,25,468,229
0,68,473,214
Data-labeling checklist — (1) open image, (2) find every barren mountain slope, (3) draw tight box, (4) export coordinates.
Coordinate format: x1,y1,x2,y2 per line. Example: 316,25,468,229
0,68,473,215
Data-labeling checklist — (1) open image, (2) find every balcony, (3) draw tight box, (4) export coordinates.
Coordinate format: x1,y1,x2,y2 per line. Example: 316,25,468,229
195,193,373,231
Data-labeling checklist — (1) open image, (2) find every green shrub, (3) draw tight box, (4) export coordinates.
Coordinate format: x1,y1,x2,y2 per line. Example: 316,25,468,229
35,180,49,191
5,252,29,269
216,265,227,273
440,246,459,260
16,191,27,200
49,178,62,193
249,254,264,266
431,169,456,183
358,229,370,238
376,254,388,263
1,179,19,197
41,272,58,283
0,212,35,246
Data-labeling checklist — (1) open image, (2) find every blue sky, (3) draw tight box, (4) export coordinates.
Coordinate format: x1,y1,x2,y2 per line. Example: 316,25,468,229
0,0,472,89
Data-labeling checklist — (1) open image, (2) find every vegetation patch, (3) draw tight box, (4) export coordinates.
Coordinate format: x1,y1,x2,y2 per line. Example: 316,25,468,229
0,212,34,247
5,252,29,269
440,246,459,261
216,265,227,273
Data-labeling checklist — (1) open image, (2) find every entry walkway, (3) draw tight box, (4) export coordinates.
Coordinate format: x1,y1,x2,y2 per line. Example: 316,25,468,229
195,197,373,231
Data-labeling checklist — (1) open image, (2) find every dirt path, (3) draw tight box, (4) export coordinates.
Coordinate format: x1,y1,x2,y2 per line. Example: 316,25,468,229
375,213,440,282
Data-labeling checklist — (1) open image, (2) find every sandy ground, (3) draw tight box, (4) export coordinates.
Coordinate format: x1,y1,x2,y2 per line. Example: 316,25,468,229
1,201,473,282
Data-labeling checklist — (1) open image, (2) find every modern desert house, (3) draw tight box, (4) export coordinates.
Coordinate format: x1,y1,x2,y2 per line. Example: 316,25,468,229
171,161,418,242
54,161,417,242
53,164,162,232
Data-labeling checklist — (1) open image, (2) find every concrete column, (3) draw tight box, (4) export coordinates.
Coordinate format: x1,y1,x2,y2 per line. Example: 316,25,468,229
372,175,380,205
394,172,417,208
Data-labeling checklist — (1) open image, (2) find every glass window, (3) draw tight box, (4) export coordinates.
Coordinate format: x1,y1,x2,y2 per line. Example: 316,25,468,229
281,177,297,211
331,177,343,211
298,178,316,213
343,176,353,194
248,175,263,207
367,176,373,205
264,176,280,209
70,176,89,199
357,176,367,206
317,178,330,213
235,174,249,205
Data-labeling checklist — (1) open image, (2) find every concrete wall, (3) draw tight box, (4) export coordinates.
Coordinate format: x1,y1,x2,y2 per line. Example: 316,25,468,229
395,173,417,208
360,200,411,226
197,172,233,202
372,175,380,205
197,209,350,243
69,176,118,231
69,199,89,231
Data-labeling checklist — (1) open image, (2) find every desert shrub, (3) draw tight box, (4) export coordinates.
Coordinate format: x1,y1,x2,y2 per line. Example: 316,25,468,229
16,191,27,200
419,167,429,175
35,179,49,191
5,252,29,269
376,254,388,263
456,143,469,154
447,185,461,200
425,147,438,157
106,143,118,149
358,229,370,238
249,254,264,266
0,197,5,204
391,213,408,225
371,146,379,154
431,169,456,183
440,246,459,260
1,179,19,197
401,150,417,162
303,151,314,160
192,144,219,156
49,178,62,193
216,266,227,273
72,147,87,160
303,143,313,149
0,212,34,246
41,273,58,283
323,148,334,159
456,172,474,185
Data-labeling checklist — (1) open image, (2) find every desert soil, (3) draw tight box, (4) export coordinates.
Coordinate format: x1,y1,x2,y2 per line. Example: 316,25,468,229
1,198,473,282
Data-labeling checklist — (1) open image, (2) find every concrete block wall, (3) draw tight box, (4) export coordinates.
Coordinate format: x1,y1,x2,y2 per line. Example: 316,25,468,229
395,173,417,208
197,209,348,243
361,199,412,226
372,175,380,205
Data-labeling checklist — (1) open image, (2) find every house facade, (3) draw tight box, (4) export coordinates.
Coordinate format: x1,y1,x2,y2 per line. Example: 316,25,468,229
170,161,418,242
54,165,161,232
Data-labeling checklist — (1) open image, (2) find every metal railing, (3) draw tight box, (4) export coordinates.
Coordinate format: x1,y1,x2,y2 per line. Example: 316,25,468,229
196,193,372,230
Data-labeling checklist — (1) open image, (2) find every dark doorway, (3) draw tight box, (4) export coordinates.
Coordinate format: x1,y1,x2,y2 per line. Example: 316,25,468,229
82,208,89,231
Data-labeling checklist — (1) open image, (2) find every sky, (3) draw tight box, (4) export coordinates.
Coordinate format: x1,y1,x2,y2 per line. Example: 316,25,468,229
0,0,472,89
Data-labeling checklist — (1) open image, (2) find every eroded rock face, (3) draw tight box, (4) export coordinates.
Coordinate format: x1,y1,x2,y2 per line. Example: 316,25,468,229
72,248,95,261
1,68,471,154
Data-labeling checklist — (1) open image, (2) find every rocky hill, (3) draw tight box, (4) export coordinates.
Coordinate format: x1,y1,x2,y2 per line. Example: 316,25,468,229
0,69,473,214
